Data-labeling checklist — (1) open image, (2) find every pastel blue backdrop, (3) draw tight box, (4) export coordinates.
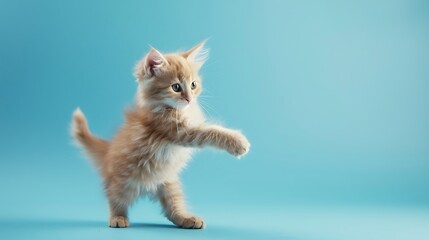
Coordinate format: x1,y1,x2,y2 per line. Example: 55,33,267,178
1,0,428,239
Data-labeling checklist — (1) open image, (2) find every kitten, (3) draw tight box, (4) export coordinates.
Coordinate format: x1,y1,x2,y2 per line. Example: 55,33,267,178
71,41,250,229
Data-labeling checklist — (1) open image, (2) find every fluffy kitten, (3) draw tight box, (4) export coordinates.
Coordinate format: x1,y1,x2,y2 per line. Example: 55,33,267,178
71,41,250,229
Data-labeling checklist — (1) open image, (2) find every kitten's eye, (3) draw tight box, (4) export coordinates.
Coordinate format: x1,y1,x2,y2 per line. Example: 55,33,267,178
191,81,197,90
172,83,181,92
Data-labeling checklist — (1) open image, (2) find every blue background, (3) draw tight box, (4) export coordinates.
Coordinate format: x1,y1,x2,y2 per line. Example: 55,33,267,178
1,0,428,239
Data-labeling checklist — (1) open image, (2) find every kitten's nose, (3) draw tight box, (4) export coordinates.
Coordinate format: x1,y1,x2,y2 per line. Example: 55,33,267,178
182,93,192,103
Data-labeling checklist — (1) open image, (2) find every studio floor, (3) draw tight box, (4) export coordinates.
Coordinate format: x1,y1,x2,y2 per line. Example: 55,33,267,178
2,203,429,240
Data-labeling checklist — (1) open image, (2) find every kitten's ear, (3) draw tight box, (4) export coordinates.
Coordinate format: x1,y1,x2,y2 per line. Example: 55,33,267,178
182,40,209,69
135,48,168,80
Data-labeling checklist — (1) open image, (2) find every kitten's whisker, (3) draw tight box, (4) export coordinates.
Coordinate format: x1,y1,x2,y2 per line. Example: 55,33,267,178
199,100,220,117
182,123,190,136
199,102,213,120
175,105,179,139
180,112,190,137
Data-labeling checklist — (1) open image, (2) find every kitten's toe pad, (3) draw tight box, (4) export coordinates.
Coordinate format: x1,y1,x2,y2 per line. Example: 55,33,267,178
174,215,205,229
109,216,129,228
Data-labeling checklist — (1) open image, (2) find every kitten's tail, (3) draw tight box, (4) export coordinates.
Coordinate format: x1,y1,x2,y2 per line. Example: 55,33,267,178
71,108,110,168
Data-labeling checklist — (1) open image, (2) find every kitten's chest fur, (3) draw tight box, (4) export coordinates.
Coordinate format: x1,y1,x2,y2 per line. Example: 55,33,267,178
107,104,204,191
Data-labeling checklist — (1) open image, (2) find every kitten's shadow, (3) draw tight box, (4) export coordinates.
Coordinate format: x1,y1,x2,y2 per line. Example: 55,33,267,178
131,222,178,229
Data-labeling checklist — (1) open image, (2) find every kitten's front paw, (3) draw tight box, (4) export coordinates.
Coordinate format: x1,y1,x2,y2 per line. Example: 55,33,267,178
109,216,129,228
171,214,205,229
226,130,250,158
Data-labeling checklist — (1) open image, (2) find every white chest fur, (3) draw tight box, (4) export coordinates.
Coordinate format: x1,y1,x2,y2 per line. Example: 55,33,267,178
132,102,205,191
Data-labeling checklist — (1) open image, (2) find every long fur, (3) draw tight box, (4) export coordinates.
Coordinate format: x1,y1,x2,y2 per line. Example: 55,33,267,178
71,41,250,229
71,108,110,168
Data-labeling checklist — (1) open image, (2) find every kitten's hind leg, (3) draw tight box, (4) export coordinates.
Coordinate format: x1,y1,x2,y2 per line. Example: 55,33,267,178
108,200,130,228
106,180,138,228
157,180,205,229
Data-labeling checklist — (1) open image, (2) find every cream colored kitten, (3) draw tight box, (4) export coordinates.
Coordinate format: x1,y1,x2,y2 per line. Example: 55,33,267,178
71,41,250,229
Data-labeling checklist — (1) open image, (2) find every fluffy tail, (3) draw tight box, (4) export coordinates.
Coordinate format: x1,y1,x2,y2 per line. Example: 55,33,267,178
71,108,110,168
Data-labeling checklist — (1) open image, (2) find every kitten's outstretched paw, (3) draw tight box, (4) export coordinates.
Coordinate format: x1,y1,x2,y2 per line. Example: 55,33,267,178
226,131,250,158
172,215,205,229
109,216,129,228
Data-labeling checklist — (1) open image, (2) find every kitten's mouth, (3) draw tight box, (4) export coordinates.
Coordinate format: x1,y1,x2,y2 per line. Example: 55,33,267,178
176,100,190,110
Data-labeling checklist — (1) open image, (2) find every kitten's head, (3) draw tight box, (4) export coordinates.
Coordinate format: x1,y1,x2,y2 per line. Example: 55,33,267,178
134,41,209,110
